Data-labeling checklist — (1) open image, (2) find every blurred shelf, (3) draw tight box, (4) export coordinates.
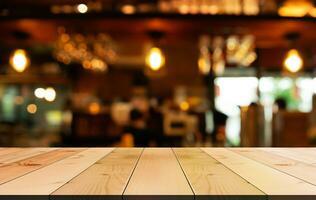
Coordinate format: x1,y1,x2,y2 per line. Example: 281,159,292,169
0,74,69,84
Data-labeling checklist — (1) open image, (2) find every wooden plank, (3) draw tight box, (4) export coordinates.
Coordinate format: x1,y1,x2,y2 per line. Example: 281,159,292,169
174,148,265,200
0,148,84,185
0,148,25,157
123,148,193,200
52,148,143,200
202,148,316,197
262,148,316,165
0,148,113,196
231,148,316,187
0,148,57,166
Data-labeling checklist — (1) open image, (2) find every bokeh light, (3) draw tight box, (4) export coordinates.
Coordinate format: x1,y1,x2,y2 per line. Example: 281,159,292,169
27,104,37,114
10,49,30,73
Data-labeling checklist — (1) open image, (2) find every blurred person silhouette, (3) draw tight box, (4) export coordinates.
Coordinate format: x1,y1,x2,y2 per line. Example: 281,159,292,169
272,97,288,146
147,98,164,146
122,108,152,147
274,97,287,112
58,98,73,146
209,109,228,146
240,102,265,147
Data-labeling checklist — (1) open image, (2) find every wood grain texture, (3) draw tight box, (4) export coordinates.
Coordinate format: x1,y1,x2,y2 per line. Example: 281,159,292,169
231,148,316,186
0,148,57,166
174,148,265,200
123,148,193,200
202,148,316,196
0,148,25,157
0,148,84,185
263,148,316,165
0,148,315,200
52,148,143,200
0,148,113,195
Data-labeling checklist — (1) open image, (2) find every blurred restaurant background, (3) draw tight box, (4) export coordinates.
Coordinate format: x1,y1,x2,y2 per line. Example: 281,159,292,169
1,0,316,147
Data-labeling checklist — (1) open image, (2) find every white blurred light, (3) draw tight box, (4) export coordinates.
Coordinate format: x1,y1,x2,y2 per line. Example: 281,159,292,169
146,47,165,71
215,77,258,108
77,3,88,13
44,87,56,102
278,78,292,90
259,77,274,93
215,77,259,145
10,49,30,73
296,78,313,112
34,88,46,99
312,78,316,94
283,49,303,73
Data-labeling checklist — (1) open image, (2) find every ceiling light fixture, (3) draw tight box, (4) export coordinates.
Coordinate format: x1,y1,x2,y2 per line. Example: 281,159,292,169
10,49,30,73
146,47,165,71
77,3,88,13
145,30,166,72
283,32,303,73
284,49,303,73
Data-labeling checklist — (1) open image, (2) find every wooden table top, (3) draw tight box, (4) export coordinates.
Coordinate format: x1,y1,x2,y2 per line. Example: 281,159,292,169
0,148,315,200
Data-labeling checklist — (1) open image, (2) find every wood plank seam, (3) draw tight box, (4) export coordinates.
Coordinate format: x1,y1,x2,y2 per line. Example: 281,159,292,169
0,148,114,195
231,148,316,187
121,148,144,199
174,148,266,199
202,148,316,196
171,148,196,199
200,148,268,197
123,148,194,199
0,148,85,186
51,148,143,199
48,148,116,197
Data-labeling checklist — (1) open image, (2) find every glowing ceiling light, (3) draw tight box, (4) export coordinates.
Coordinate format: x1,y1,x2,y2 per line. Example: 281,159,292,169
34,88,46,99
283,49,303,73
10,49,30,73
44,87,57,102
146,47,165,71
77,3,88,14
